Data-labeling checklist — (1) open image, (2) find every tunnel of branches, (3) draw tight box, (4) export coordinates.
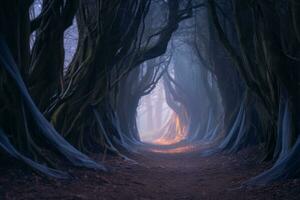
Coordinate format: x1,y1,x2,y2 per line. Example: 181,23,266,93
0,0,299,187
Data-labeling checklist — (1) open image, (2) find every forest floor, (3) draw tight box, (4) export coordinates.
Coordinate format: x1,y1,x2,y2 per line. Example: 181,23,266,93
1,142,300,200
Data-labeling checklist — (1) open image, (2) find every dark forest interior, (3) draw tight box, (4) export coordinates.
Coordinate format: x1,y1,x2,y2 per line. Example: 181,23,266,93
0,0,300,199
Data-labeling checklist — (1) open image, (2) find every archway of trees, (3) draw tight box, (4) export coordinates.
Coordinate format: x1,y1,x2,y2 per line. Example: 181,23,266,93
0,0,299,195
135,34,223,147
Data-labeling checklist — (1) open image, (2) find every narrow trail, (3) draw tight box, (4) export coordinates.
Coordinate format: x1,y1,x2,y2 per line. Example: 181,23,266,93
1,143,300,200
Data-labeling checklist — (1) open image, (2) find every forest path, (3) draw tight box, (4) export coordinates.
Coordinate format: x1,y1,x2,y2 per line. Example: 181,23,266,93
2,143,300,200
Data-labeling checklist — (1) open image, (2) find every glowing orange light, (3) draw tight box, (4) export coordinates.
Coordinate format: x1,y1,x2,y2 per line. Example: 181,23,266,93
150,145,195,154
154,113,188,146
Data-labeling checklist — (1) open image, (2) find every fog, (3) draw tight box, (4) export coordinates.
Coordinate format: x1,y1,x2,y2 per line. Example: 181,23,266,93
137,80,173,143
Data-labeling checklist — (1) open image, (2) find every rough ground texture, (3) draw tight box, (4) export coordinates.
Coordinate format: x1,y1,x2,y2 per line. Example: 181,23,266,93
1,143,300,200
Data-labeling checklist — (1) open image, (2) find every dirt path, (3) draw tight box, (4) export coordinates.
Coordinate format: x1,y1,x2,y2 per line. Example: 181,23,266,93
1,143,300,200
